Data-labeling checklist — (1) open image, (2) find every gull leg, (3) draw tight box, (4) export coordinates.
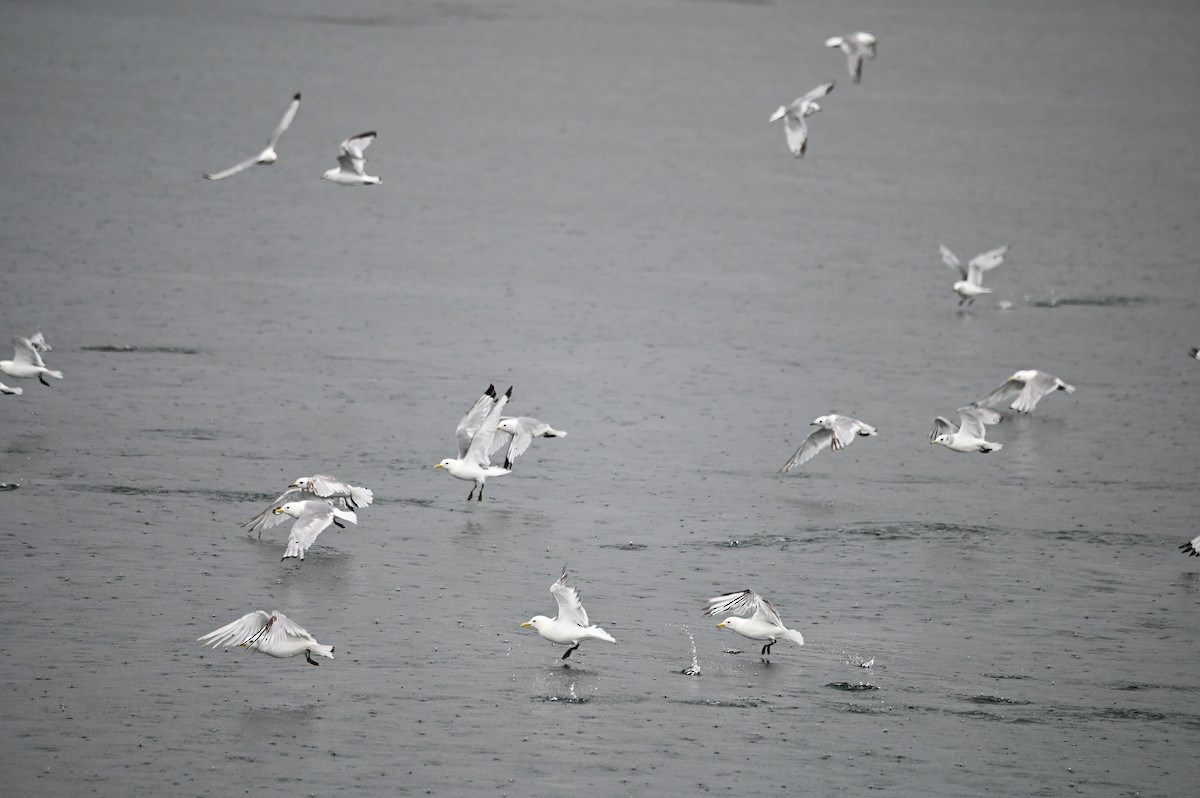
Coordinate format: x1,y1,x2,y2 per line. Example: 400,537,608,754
333,520,345,529
562,643,580,660
467,485,476,501
476,482,484,502
39,374,49,387
305,650,320,666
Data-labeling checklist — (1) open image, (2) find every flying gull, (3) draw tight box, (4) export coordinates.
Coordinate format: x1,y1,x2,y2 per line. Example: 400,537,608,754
321,131,381,186
825,32,877,84
241,474,374,538
930,406,1003,453
197,610,334,666
271,500,357,561
434,384,513,501
704,589,805,658
204,92,301,181
779,414,877,473
1,334,63,387
521,568,616,659
973,370,1075,415
489,416,567,470
941,244,1008,306
769,81,835,158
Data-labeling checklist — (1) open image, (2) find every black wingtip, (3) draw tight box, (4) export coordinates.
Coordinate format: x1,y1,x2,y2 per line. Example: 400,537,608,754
485,384,496,398
293,92,302,101
357,130,377,139
504,386,513,398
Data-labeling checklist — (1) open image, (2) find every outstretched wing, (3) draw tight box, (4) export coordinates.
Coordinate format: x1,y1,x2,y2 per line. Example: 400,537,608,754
465,386,511,466
266,93,302,150
782,113,809,157
829,415,873,450
197,610,273,648
702,589,783,626
456,385,497,459
240,487,305,533
257,611,318,646
940,245,966,280
10,336,45,368
779,427,834,473
205,155,260,181
796,81,835,107
550,569,590,627
339,131,376,160
973,379,1022,411
956,406,1000,439
930,415,958,440
282,503,354,561
967,245,1008,286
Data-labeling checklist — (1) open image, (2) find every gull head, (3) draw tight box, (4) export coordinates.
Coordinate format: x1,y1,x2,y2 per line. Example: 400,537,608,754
496,418,519,434
290,477,311,489
274,502,303,519
811,415,835,428
1010,370,1037,383
521,616,547,629
434,458,456,470
320,169,336,182
260,149,279,165
931,434,952,447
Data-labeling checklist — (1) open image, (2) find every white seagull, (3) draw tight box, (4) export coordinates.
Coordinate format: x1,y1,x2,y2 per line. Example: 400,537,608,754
1,335,63,387
434,384,513,501
321,131,381,186
241,474,374,538
941,244,1009,306
521,568,616,659
488,416,567,470
825,32,877,84
271,500,357,561
779,414,877,473
204,92,301,181
973,370,1076,415
704,589,805,658
930,406,1003,453
769,81,835,158
197,610,334,666
1181,534,1200,556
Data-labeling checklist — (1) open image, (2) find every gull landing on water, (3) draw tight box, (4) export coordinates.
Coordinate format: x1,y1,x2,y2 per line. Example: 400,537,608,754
434,384,513,501
826,32,877,84
973,370,1075,415
704,589,805,659
779,414,877,473
941,244,1009,306
321,131,381,186
204,93,301,181
521,569,616,660
930,406,1003,453
197,610,334,666
272,500,357,561
769,81,834,158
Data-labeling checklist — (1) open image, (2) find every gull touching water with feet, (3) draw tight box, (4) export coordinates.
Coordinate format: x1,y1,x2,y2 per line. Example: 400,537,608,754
522,569,616,660
435,384,513,501
704,589,805,659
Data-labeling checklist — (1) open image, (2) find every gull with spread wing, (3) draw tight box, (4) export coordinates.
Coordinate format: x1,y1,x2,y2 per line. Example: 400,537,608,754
321,131,381,186
930,406,1003,453
434,384,513,501
941,244,1008,306
489,416,567,470
769,81,835,158
825,32,877,84
197,610,334,666
1180,534,1200,557
704,589,805,658
521,568,616,659
779,414,877,473
1,334,63,387
973,370,1075,415
204,93,301,181
241,474,373,538
271,500,357,561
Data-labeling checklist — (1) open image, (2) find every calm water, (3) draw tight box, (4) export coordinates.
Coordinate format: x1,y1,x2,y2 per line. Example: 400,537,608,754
2,1,1198,795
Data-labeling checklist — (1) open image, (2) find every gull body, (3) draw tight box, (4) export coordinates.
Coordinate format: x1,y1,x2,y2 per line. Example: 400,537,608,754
779,413,877,473
930,406,1003,453
272,500,357,561
941,244,1008,306
974,369,1075,415
0,335,63,386
704,589,805,658
489,416,567,470
321,131,381,185
826,31,877,83
241,474,374,537
197,610,334,666
434,384,513,501
769,81,835,158
205,93,301,180
521,569,615,659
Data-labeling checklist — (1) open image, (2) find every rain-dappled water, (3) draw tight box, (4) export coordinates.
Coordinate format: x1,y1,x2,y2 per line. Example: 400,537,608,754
2,0,1199,795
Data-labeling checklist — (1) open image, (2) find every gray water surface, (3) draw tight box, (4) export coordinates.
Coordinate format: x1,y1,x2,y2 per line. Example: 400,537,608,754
2,1,1199,796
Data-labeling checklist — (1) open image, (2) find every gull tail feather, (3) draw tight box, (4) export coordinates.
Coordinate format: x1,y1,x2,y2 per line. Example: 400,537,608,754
588,626,616,644
44,370,63,380
349,486,374,509
780,629,805,646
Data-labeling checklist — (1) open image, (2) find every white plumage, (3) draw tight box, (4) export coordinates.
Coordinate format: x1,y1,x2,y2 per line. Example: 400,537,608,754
973,370,1076,415
489,416,567,470
271,500,357,561
0,334,63,387
779,414,877,473
704,589,805,658
521,568,616,659
205,93,301,180
321,131,381,186
825,31,877,84
768,82,835,158
930,406,1003,453
940,244,1009,306
197,610,334,665
434,384,513,501
241,474,373,537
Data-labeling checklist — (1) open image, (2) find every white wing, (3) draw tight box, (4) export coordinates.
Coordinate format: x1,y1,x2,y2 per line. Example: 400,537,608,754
967,245,1008,286
779,427,834,472
465,386,511,466
10,336,45,368
456,385,498,459
256,611,319,647
550,569,590,627
973,379,1022,411
28,332,51,352
702,589,784,626
240,486,305,533
956,406,1000,439
266,93,302,150
339,131,376,160
282,502,355,561
829,415,873,450
197,610,273,648
307,475,373,508
940,244,966,280
205,155,260,181
930,416,958,441
795,81,835,107
782,113,810,157
852,32,877,59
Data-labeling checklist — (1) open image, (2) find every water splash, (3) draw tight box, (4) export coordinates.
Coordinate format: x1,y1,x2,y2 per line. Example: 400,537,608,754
681,626,701,676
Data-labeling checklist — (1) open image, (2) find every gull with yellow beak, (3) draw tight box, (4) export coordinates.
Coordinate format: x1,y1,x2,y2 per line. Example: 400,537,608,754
704,588,805,659
434,384,513,501
521,568,616,659
240,474,373,537
271,500,357,561
197,610,334,666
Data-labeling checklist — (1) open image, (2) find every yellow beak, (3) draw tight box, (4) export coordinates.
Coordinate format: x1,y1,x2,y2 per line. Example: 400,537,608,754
433,463,443,469
272,508,283,514
716,622,726,628
520,622,532,627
